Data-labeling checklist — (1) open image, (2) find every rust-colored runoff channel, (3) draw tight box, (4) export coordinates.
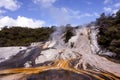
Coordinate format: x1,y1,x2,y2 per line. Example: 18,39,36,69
0,60,120,80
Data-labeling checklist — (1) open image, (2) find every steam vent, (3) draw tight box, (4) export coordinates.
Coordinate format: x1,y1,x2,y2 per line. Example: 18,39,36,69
0,27,120,80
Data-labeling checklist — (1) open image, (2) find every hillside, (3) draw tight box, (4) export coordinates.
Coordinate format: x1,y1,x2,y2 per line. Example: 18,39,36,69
0,27,54,46
96,10,120,59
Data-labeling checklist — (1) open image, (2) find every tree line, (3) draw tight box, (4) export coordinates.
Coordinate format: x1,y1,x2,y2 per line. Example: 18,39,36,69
0,25,76,47
95,10,120,59
0,26,54,46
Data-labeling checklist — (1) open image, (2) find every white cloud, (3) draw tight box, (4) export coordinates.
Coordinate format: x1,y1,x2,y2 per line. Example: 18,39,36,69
83,13,93,17
104,0,112,4
86,1,92,5
0,9,6,14
47,7,71,24
0,16,45,28
32,0,99,25
114,3,120,7
112,9,119,14
103,7,119,14
93,12,100,17
78,13,99,18
104,0,109,4
32,0,56,7
61,7,68,13
104,7,112,12
32,0,82,24
32,0,79,24
0,0,21,11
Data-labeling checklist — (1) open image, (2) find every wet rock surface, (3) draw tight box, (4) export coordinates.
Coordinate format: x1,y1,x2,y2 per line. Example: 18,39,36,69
27,70,97,80
0,69,120,80
26,69,119,80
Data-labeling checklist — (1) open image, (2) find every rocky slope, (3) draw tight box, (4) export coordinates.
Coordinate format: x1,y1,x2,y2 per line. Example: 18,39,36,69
0,26,120,80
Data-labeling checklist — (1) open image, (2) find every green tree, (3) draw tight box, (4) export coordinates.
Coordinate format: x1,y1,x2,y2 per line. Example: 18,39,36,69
96,10,120,59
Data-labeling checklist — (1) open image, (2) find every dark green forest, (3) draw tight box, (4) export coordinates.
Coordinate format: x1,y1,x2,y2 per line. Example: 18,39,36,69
0,25,76,47
0,27,54,46
96,10,120,59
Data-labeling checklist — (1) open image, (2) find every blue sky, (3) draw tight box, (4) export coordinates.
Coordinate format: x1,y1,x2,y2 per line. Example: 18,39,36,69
0,0,120,28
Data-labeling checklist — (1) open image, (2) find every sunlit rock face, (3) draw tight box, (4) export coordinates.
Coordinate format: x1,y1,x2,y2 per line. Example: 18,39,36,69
0,47,42,69
0,26,120,79
0,47,27,63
